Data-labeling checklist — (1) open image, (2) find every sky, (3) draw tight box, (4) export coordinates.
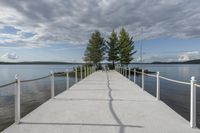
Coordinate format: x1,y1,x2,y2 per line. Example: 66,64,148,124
0,0,200,63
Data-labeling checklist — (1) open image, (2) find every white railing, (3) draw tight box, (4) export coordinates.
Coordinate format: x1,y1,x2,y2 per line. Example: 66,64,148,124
115,66,198,128
0,65,96,125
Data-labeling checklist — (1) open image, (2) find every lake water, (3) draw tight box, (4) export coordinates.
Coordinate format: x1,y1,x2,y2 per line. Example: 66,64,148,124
0,64,200,131
0,64,79,131
129,64,200,128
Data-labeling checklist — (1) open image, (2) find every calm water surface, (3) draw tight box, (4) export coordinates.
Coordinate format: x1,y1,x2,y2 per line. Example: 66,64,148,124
0,64,79,131
130,64,200,127
0,64,200,131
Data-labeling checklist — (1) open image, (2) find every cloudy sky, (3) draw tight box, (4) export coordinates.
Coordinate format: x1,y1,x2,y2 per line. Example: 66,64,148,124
0,0,200,62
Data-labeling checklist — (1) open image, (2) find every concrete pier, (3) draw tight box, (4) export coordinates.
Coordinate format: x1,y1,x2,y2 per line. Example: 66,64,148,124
2,71,200,133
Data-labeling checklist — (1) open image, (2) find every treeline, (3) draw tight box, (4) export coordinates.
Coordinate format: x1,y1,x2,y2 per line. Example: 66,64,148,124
83,27,136,69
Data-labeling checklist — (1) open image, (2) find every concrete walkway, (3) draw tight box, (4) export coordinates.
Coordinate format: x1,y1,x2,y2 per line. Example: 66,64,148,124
2,71,200,133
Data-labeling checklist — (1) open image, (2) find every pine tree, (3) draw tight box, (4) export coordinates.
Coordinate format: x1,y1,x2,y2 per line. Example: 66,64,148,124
118,27,136,66
106,30,119,69
84,30,105,67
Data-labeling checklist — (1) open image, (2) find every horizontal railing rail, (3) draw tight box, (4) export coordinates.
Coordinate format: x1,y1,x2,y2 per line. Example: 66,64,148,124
159,75,191,85
143,73,156,78
0,65,96,125
115,66,198,128
0,81,16,88
21,75,51,83
196,84,200,88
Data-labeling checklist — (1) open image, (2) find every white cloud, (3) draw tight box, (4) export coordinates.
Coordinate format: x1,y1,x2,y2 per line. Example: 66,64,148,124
178,51,200,61
1,52,19,60
0,0,200,47
139,50,200,63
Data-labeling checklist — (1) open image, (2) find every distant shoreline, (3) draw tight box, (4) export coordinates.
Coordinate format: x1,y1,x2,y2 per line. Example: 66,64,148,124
130,59,200,64
0,59,200,65
0,61,84,65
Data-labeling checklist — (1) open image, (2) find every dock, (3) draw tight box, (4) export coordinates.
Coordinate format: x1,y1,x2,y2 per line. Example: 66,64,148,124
2,70,200,133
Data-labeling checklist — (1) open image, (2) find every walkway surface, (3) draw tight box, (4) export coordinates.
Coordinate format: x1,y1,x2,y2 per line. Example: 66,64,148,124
2,71,200,133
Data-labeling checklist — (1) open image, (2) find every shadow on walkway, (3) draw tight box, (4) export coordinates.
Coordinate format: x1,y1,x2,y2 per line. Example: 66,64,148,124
20,71,143,132
106,71,143,133
20,122,142,128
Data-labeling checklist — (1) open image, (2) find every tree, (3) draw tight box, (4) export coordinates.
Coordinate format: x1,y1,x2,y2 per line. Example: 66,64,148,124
106,30,119,69
118,27,136,66
84,30,105,67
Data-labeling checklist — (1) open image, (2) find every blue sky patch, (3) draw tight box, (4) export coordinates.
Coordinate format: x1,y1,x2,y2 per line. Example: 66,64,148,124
0,26,21,34
22,32,36,38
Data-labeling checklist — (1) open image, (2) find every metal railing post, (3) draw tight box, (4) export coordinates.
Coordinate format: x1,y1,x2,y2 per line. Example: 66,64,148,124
80,66,83,80
134,69,136,83
88,66,90,75
84,67,86,78
156,72,160,100
15,74,20,124
128,67,131,80
142,69,144,90
125,67,127,78
190,76,196,128
87,66,88,76
51,71,54,98
75,67,78,83
66,70,69,89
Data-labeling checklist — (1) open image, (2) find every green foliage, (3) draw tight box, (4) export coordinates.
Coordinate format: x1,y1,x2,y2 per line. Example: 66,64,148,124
118,27,136,65
106,30,119,68
84,30,105,66
83,28,136,67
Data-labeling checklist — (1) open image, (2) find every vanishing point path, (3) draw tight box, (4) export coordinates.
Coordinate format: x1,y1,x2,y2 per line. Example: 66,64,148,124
2,71,200,133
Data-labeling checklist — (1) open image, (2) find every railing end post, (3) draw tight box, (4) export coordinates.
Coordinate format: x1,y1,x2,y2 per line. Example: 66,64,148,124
190,76,196,128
